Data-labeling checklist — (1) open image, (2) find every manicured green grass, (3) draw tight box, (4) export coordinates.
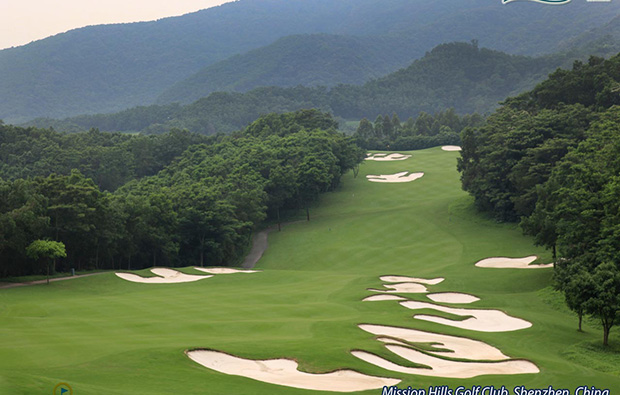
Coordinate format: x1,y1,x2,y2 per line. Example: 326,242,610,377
1,147,618,394
0,270,105,284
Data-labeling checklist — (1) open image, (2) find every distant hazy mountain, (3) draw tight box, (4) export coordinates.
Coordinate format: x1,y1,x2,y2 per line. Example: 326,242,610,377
157,34,425,105
557,15,620,55
29,42,593,135
2,0,618,123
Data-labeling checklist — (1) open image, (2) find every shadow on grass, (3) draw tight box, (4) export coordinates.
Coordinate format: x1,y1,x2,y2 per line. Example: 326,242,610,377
562,339,620,376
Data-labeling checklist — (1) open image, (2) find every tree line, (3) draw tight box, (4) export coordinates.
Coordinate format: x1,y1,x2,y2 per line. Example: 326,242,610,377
458,53,620,345
353,108,483,150
0,110,364,277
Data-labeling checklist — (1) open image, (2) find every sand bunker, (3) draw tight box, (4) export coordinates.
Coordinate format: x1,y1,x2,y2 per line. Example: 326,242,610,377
427,293,480,304
359,324,508,360
475,256,553,269
400,301,532,332
365,153,412,161
363,295,407,302
366,172,424,183
115,268,212,284
187,350,400,392
352,345,538,378
441,146,462,152
369,282,428,294
194,267,258,274
380,276,444,285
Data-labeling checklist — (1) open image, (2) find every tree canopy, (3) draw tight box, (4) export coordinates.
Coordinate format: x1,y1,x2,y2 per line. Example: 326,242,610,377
0,110,364,277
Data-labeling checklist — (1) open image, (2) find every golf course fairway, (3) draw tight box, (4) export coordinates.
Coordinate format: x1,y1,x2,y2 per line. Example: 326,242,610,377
1,147,618,394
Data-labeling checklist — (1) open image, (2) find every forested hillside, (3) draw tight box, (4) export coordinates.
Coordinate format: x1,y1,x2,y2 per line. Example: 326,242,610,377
457,54,620,344
1,0,617,123
157,34,424,104
0,110,364,277
29,42,576,135
459,53,620,221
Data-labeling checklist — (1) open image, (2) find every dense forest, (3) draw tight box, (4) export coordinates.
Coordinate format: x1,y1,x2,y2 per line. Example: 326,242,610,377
0,110,364,277
458,53,620,345
28,42,583,134
0,124,213,191
2,0,616,124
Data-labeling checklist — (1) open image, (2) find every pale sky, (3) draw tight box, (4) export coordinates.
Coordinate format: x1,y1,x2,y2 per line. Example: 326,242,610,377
0,0,234,50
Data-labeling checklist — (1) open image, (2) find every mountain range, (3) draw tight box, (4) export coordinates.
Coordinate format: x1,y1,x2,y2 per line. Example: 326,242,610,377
1,0,619,124
29,39,620,135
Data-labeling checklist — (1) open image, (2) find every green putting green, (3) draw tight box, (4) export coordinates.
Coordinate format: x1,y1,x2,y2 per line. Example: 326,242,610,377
1,147,618,394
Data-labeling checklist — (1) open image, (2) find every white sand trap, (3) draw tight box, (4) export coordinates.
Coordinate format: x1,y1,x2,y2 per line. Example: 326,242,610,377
115,268,212,284
365,153,412,161
187,350,400,392
352,345,538,378
194,267,259,274
400,301,532,332
427,293,480,304
359,324,509,360
475,256,553,269
441,146,462,152
363,295,407,302
380,276,444,285
366,172,424,183
369,282,428,294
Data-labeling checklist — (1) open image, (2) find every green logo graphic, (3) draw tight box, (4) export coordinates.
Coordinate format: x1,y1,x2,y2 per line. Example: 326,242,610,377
503,0,571,4
53,382,73,395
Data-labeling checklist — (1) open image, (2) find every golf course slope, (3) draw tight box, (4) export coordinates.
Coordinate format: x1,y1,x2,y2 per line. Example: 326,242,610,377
1,147,618,394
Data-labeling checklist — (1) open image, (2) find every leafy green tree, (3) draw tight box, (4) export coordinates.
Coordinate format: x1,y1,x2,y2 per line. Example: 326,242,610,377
391,113,401,132
382,114,394,141
555,260,595,331
25,240,67,284
373,115,384,139
355,118,374,140
0,179,49,277
265,164,297,231
521,183,559,260
586,262,620,345
297,155,334,221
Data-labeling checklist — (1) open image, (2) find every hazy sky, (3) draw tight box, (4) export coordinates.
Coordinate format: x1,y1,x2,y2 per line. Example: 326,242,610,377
0,0,233,50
